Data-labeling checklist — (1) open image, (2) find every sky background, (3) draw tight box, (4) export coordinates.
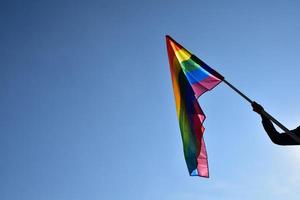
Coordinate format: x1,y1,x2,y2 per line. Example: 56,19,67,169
1,0,300,199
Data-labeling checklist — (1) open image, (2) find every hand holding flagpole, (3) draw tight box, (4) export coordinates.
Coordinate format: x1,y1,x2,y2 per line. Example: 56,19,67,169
223,79,300,143
223,79,288,130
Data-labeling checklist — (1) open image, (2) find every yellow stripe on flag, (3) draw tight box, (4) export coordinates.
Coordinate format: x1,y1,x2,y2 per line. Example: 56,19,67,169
175,48,191,63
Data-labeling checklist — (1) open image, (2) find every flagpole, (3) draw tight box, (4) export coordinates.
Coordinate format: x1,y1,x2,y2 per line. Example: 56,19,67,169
223,79,252,104
222,79,291,133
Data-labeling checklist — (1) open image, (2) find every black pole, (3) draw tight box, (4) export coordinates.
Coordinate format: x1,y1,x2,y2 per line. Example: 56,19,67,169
223,79,252,103
222,79,293,132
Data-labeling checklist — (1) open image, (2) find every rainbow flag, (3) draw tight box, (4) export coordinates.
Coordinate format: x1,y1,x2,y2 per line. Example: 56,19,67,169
166,36,224,177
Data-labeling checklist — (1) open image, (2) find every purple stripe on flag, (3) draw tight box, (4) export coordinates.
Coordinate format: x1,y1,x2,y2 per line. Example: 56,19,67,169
191,76,222,98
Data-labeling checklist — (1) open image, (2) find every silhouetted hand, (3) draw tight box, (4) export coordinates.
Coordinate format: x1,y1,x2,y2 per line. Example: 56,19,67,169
252,101,264,114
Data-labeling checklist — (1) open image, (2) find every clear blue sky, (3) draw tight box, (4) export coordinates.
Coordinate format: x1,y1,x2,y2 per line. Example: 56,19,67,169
1,0,300,199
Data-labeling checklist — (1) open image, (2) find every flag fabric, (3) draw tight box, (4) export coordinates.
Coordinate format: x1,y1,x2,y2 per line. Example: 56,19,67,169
166,35,224,177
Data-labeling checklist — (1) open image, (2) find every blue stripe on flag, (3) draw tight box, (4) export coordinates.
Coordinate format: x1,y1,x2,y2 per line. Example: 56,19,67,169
184,68,209,84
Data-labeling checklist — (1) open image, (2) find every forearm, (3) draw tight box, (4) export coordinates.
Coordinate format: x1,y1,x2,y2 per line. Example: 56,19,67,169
261,115,297,145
